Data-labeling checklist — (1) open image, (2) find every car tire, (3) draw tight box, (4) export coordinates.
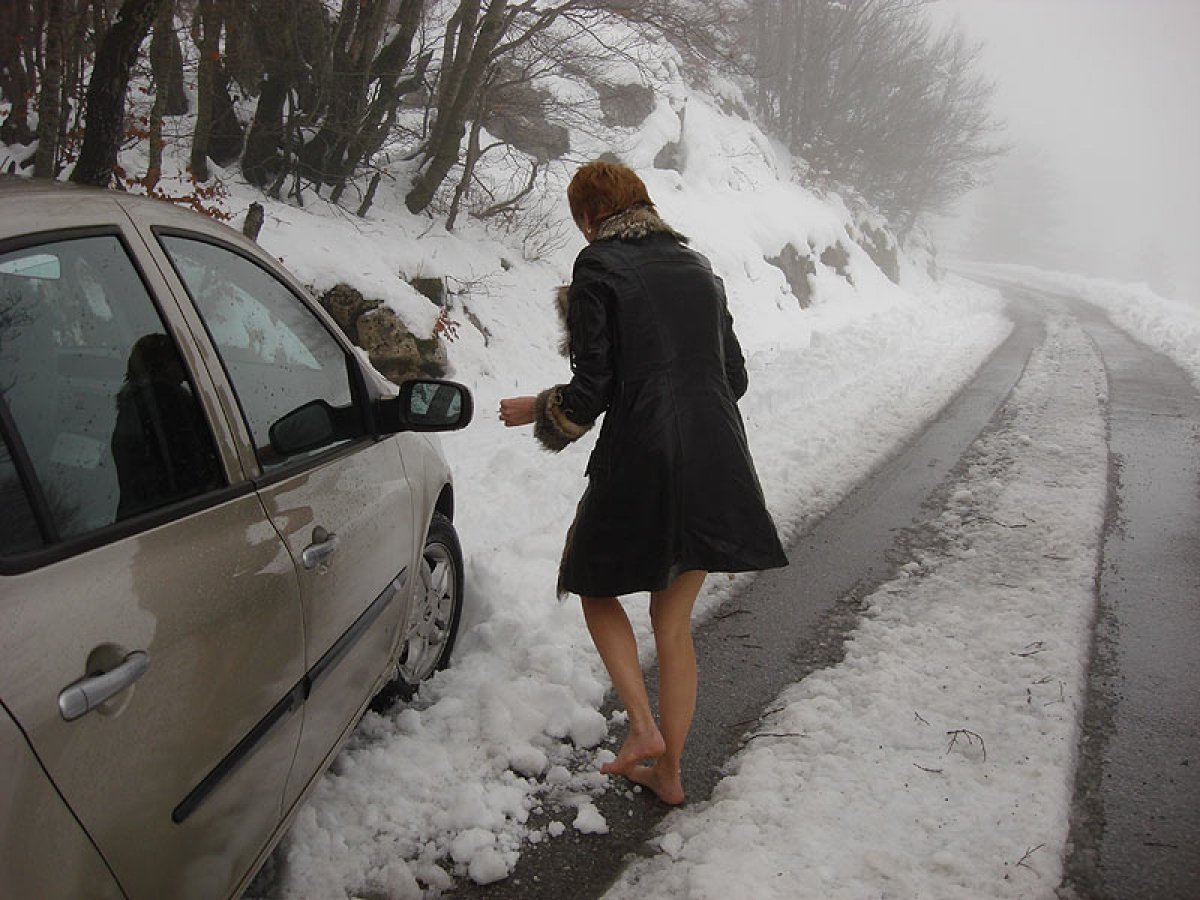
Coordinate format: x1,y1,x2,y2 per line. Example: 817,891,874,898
376,512,464,707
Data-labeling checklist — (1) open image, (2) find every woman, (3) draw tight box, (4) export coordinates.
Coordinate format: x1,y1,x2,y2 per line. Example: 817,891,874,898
500,161,787,805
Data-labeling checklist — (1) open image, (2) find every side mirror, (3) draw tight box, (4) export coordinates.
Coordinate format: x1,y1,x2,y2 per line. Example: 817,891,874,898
268,399,355,456
376,379,474,433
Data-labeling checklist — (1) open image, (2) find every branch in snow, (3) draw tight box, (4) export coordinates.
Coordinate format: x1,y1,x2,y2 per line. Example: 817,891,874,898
945,728,987,762
1015,843,1045,870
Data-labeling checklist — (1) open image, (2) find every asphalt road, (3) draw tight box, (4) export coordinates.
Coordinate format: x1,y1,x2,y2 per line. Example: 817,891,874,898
1059,301,1200,899
455,284,1200,899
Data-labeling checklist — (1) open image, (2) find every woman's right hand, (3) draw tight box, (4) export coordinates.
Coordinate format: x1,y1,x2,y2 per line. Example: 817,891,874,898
499,395,536,427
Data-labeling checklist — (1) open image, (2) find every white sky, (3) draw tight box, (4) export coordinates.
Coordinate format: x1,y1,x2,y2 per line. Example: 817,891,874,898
929,0,1200,303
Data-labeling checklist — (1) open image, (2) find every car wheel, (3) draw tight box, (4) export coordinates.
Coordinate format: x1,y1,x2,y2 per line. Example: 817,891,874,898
390,512,463,700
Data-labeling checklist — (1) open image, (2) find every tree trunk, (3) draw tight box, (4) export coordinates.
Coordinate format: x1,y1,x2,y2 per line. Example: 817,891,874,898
0,1,37,146
146,0,179,187
70,0,168,187
404,0,510,214
190,0,220,181
242,70,289,187
208,64,246,165
240,0,323,190
445,106,484,230
34,0,67,179
149,0,188,116
299,0,389,185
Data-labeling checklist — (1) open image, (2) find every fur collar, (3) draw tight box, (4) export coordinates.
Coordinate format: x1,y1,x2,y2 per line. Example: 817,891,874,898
552,206,688,358
593,204,689,244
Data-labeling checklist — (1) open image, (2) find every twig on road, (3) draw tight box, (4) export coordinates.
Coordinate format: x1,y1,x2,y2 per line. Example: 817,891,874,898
743,731,806,745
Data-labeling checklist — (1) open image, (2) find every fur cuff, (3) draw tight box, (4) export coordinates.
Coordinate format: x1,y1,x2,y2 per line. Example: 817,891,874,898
534,385,591,452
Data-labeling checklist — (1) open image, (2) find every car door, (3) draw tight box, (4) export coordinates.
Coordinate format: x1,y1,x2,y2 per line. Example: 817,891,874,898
0,226,306,899
153,233,419,809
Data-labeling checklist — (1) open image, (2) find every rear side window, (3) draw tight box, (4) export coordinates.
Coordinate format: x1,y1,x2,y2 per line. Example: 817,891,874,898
0,432,41,554
159,236,357,472
0,236,224,550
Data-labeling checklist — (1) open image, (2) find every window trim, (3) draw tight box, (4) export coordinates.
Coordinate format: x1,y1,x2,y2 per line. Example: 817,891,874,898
0,481,256,576
151,227,374,485
0,227,237,571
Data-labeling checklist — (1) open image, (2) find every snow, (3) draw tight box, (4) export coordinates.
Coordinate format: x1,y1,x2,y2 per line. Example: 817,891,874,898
11,22,1198,898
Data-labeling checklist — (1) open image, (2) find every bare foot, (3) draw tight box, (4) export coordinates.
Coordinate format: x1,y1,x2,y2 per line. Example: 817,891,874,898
626,763,686,805
600,728,666,777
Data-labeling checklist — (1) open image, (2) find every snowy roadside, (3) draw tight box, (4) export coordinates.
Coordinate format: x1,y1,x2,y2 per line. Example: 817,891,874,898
254,280,1012,898
604,311,1109,899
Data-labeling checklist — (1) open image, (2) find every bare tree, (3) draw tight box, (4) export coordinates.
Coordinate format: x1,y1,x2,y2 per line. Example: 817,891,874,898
189,0,220,181
239,0,330,190
0,2,39,147
70,0,168,187
742,0,1002,228
146,0,187,187
404,0,735,216
33,0,69,178
314,0,431,205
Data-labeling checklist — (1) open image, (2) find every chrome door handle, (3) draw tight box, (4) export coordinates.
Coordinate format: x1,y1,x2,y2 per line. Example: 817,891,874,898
58,651,150,722
302,528,338,570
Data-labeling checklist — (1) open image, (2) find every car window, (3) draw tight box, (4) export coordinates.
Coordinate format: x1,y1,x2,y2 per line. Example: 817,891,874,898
0,236,225,545
159,236,357,472
0,432,42,554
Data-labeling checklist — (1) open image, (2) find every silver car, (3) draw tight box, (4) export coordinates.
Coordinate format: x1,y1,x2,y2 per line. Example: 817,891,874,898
0,177,472,898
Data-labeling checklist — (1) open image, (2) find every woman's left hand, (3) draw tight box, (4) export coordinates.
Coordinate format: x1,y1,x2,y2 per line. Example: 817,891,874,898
499,395,536,427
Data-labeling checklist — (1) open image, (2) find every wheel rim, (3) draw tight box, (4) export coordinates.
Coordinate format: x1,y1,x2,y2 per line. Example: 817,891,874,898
398,539,457,685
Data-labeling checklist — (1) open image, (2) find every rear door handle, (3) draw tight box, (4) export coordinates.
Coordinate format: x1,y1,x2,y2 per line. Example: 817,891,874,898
58,651,150,721
302,527,338,570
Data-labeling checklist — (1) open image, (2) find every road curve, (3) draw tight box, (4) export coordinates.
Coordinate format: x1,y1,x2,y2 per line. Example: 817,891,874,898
455,285,1200,900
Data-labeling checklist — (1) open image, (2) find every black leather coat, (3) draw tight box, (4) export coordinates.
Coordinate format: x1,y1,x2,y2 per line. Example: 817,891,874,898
537,206,788,597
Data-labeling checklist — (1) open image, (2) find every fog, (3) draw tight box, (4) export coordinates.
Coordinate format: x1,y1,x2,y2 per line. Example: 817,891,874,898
929,0,1200,305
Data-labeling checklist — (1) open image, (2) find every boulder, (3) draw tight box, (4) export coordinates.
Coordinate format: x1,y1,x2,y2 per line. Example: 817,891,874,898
856,222,900,283
316,283,447,385
598,83,655,128
766,243,816,309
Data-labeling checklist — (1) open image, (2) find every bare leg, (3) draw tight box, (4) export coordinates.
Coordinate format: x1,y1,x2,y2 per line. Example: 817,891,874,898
581,596,666,775
626,569,706,805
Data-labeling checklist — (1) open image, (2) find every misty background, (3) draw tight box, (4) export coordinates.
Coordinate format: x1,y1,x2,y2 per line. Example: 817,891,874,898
930,0,1200,306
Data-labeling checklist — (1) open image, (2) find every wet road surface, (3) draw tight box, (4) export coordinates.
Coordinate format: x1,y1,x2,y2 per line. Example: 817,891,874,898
1061,303,1200,899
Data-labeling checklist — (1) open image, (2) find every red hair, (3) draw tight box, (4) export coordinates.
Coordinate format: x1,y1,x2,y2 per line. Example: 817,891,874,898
567,161,655,230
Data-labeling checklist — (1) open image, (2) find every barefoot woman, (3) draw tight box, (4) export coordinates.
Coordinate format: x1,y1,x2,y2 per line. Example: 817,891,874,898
500,161,787,804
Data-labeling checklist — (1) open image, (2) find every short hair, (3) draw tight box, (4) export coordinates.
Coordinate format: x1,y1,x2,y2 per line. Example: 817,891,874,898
567,161,655,230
